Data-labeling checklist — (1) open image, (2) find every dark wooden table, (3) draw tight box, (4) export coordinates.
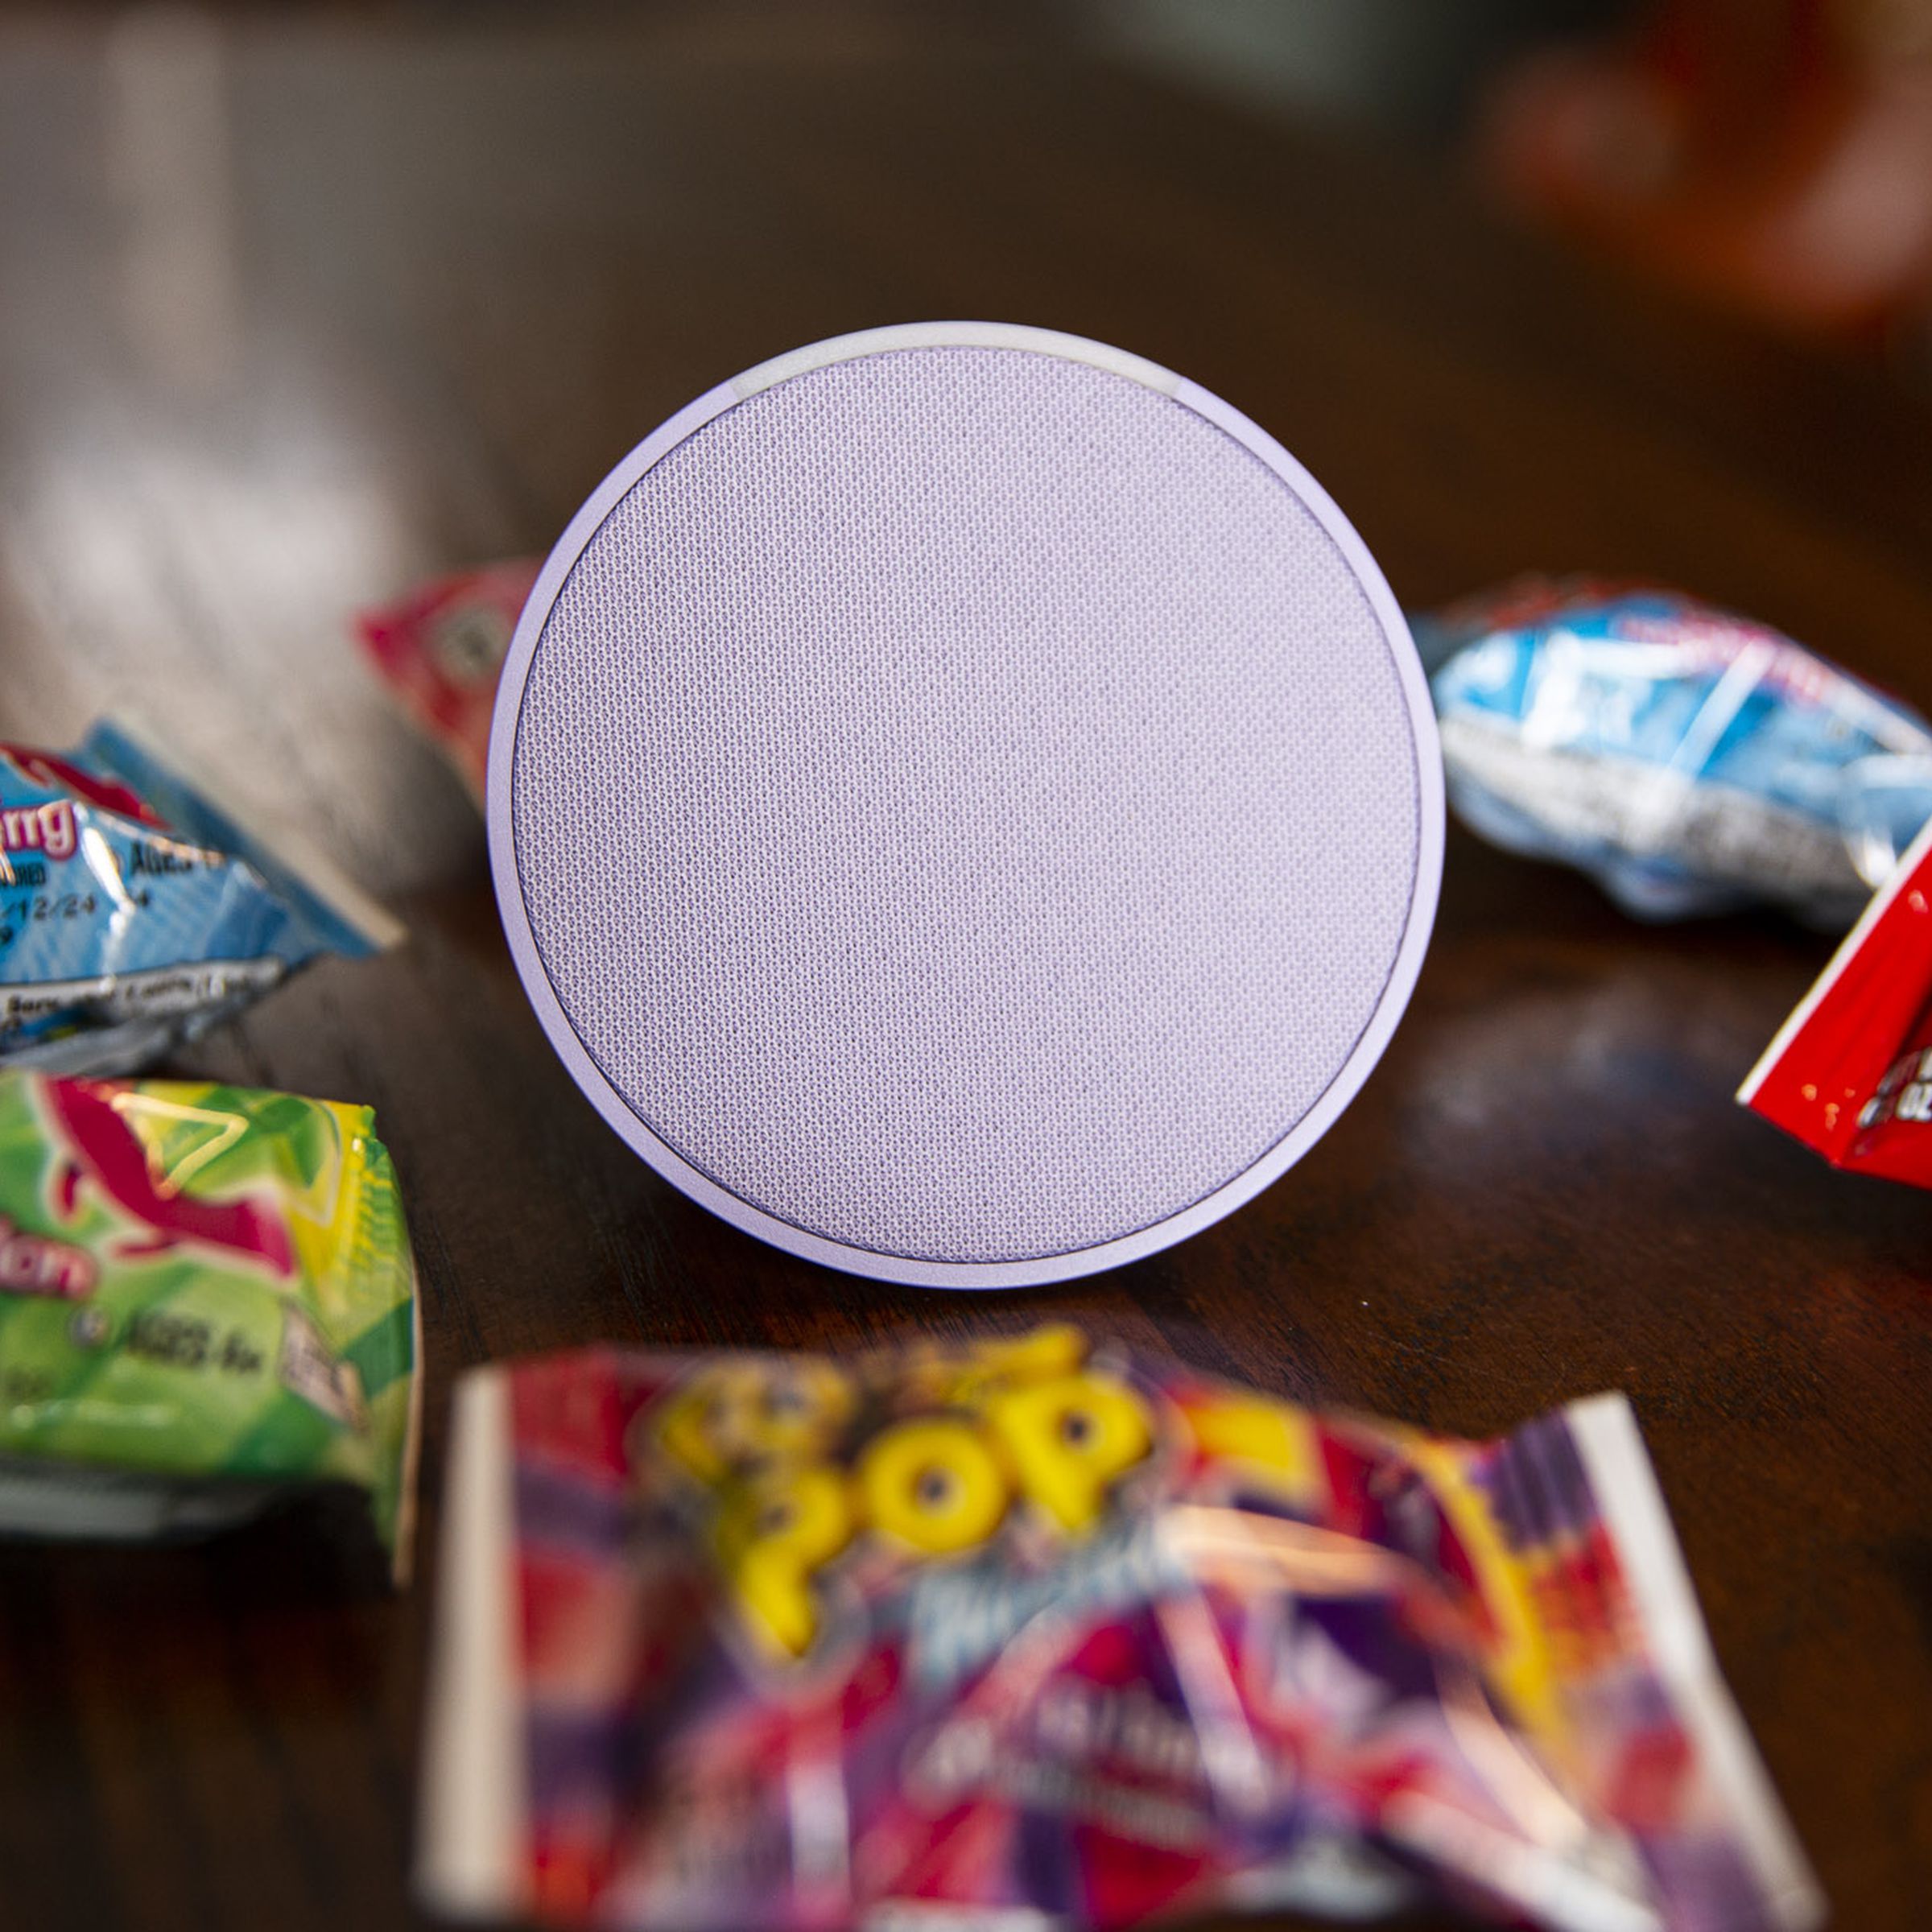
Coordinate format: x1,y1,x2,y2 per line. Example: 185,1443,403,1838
2,10,1930,1930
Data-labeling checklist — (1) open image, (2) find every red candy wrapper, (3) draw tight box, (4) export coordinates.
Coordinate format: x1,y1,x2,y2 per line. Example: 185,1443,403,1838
1739,812,1932,1183
356,560,539,801
417,1327,1819,1932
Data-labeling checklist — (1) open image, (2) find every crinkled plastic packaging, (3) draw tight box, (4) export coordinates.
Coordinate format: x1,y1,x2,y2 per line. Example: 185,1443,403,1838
0,1071,421,1579
0,718,399,1075
1740,810,1932,1185
419,1326,1819,1932
1419,576,1932,926
357,560,539,802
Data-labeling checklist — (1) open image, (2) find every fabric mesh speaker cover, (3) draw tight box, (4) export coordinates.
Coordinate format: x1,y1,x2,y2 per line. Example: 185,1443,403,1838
492,324,1442,1287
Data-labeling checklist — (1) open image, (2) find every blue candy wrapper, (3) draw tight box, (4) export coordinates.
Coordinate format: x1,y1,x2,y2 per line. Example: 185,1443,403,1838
0,718,400,1073
1419,578,1932,926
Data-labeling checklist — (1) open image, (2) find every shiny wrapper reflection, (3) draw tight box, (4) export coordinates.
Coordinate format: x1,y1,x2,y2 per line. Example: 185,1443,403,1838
418,1327,1820,1932
1741,809,1932,1187
0,718,397,1075
1420,576,1932,927
0,1071,420,1579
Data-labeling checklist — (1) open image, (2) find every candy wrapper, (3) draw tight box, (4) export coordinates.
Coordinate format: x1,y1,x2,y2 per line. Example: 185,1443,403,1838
418,1326,1819,1932
1739,809,1932,1186
0,1071,421,1579
0,717,400,1075
1419,576,1932,926
357,559,540,802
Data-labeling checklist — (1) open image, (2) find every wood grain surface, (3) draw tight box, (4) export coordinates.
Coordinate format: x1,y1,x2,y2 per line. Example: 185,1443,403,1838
0,10,1929,1930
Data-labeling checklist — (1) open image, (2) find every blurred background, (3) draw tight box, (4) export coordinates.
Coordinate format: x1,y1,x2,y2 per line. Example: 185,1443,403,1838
1091,0,1932,356
1118,0,1932,359
13,0,1932,362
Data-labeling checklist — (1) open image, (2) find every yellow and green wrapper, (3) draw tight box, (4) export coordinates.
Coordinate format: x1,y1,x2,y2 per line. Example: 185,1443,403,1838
0,1071,420,1580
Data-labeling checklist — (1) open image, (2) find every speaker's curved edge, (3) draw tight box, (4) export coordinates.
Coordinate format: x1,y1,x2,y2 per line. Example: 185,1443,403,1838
485,372,741,847
1170,370,1447,846
1168,369,1447,1189
486,324,1447,1291
730,320,1183,401
488,324,1178,846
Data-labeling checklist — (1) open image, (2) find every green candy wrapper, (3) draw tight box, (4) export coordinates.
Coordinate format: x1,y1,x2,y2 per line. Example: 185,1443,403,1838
0,1071,421,1581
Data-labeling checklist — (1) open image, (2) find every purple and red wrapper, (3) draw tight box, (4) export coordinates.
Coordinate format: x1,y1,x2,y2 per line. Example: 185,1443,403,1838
418,1327,1818,1932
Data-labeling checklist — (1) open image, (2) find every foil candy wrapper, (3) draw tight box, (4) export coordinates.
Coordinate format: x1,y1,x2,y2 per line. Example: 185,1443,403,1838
0,1071,422,1579
418,1326,1819,1932
1418,577,1932,927
0,717,398,1075
357,560,540,802
1740,809,1932,1186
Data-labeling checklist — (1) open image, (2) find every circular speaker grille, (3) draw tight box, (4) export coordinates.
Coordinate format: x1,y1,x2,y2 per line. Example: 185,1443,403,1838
491,324,1441,1287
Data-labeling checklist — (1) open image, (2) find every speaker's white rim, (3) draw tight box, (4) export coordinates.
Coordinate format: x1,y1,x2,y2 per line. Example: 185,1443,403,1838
487,322,1443,1289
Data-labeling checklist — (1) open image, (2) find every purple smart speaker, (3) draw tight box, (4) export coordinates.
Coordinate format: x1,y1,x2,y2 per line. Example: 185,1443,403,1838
488,323,1442,1286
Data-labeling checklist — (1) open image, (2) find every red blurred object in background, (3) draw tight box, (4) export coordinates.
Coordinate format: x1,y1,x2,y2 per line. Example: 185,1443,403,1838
357,559,539,804
1484,0,1932,343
